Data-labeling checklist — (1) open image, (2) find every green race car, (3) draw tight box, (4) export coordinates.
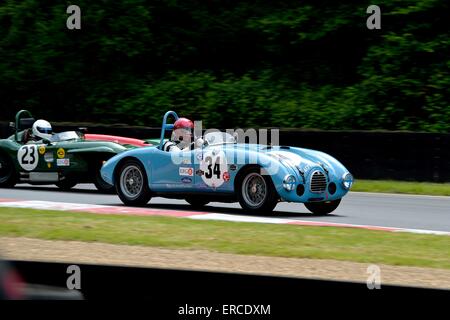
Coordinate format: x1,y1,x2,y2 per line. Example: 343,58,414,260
0,110,149,192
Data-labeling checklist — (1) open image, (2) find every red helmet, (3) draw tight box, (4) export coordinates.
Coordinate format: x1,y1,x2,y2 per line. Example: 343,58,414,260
172,117,194,144
173,118,194,130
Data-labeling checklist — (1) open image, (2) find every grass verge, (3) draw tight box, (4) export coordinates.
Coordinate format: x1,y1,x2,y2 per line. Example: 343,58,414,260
0,207,449,269
352,179,450,196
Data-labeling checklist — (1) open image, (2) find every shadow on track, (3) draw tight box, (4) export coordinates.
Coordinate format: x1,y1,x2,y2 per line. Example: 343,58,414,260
109,202,344,219
13,185,105,195
11,185,344,219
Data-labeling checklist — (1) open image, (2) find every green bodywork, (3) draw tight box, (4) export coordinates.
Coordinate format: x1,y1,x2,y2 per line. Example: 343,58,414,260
0,110,132,188
1,132,127,173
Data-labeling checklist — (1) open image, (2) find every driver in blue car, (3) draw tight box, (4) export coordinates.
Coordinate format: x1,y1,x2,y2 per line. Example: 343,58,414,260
163,117,195,152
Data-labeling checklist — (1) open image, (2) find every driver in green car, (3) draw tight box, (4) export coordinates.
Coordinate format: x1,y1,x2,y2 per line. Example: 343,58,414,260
24,119,53,143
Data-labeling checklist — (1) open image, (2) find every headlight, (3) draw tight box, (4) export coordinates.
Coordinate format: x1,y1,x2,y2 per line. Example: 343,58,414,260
342,173,353,190
283,175,296,191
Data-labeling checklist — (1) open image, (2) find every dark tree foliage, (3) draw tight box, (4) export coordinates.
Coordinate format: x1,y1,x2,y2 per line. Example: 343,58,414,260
0,0,448,131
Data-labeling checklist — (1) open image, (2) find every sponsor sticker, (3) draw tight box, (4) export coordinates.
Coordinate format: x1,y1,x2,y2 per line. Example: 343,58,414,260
57,148,65,159
223,171,230,182
38,145,46,155
181,177,192,184
44,152,54,163
57,158,70,166
179,167,194,176
229,164,237,171
196,169,204,176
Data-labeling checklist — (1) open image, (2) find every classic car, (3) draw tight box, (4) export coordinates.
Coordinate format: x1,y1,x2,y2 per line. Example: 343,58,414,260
101,111,354,214
0,110,151,192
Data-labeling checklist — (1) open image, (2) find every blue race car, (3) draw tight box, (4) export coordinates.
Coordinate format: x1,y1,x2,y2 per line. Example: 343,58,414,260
101,111,354,215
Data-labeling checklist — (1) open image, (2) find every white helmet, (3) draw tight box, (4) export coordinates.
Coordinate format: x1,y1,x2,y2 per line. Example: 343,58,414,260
32,119,53,140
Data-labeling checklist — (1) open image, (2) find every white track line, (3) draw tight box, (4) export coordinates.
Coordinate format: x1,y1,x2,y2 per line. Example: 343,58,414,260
350,191,450,200
0,199,449,236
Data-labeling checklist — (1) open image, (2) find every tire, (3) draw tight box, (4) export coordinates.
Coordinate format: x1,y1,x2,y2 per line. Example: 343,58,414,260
185,196,209,208
115,159,151,206
0,153,17,188
55,179,77,191
304,199,341,216
94,169,115,193
237,166,278,214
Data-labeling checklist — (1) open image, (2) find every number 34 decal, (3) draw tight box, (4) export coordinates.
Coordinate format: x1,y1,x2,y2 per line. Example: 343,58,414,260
17,145,39,171
200,150,229,188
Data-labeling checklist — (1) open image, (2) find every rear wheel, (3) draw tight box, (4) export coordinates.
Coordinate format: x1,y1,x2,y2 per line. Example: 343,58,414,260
185,196,209,208
115,159,151,206
304,199,341,216
237,167,278,214
55,179,77,191
0,153,16,188
94,169,115,193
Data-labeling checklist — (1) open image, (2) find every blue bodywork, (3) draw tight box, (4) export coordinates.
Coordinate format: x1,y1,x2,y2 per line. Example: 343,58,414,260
101,111,353,203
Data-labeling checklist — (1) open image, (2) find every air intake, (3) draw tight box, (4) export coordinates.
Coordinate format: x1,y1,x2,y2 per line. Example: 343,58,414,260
310,171,327,193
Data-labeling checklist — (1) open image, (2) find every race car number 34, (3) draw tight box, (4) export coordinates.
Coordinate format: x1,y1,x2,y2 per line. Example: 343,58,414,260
200,150,228,188
17,145,39,171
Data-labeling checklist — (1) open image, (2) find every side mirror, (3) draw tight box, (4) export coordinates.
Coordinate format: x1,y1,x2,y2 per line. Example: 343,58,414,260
9,122,15,129
78,127,88,134
196,138,204,148
42,138,52,145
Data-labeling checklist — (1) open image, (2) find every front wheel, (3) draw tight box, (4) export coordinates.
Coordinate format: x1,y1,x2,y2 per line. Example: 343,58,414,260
115,159,151,206
237,167,278,214
304,199,341,216
0,153,16,188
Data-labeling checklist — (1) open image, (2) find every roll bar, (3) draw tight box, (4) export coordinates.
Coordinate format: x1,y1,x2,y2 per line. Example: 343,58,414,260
14,109,34,142
159,111,179,149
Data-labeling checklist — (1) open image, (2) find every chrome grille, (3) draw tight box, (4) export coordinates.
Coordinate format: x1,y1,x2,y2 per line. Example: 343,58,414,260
310,171,327,193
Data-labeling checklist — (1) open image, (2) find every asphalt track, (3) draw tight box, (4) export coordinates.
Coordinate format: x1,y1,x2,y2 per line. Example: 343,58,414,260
1,184,449,232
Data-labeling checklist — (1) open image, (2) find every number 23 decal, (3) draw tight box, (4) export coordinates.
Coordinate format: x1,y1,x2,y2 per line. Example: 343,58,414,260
17,145,39,171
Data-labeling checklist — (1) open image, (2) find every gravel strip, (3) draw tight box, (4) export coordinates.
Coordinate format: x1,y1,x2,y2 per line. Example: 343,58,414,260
1,237,449,289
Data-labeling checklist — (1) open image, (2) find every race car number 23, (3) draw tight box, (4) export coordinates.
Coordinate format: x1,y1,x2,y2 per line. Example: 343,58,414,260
200,150,228,188
17,145,39,171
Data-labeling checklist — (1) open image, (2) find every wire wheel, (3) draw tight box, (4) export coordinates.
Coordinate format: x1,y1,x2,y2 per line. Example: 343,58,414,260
120,165,144,200
116,159,151,206
237,167,278,214
242,173,267,208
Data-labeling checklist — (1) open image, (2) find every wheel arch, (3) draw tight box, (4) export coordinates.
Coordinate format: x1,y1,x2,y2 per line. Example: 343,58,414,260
234,164,278,195
0,148,18,185
0,145,19,169
0,148,17,170
112,156,146,184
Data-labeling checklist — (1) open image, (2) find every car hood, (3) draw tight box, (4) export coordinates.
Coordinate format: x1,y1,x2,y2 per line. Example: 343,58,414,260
218,143,348,176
